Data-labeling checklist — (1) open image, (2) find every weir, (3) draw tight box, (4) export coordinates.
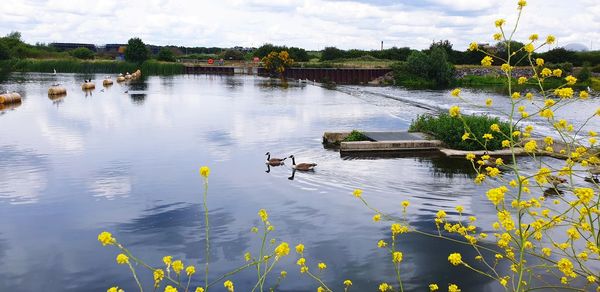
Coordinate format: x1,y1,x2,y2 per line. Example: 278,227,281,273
182,65,391,84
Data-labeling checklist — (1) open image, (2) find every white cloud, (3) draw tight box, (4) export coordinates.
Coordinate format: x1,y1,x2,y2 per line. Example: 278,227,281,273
0,0,598,50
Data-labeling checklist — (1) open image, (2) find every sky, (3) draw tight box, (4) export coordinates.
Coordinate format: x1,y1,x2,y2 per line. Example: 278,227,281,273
1,0,599,51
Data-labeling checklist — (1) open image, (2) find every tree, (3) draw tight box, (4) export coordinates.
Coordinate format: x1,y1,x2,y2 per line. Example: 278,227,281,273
69,47,95,59
262,51,294,77
427,47,454,86
221,49,244,60
320,47,345,61
157,47,176,62
125,38,149,63
0,42,9,60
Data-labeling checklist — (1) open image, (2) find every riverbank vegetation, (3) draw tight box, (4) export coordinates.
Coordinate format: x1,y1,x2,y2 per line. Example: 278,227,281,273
410,113,514,151
2,59,184,75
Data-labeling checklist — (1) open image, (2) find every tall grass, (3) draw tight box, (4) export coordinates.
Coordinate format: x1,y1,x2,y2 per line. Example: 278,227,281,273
410,113,515,151
3,59,184,75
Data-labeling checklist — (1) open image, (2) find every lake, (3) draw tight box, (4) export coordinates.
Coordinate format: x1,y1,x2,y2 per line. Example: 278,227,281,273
0,73,594,291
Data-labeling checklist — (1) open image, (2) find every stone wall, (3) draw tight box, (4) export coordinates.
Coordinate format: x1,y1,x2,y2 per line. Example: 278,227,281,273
454,67,534,79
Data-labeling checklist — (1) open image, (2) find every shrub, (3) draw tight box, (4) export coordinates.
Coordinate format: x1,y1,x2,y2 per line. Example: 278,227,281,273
409,113,514,151
69,47,95,60
221,49,244,60
156,48,176,62
320,47,345,61
343,130,370,142
125,37,149,63
0,42,9,60
577,64,591,82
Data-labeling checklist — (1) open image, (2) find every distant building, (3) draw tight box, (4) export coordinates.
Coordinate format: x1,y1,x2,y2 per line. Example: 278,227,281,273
50,42,97,52
232,46,255,53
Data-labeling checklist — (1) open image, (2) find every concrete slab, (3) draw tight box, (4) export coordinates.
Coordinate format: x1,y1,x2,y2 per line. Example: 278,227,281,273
362,131,429,141
340,140,443,152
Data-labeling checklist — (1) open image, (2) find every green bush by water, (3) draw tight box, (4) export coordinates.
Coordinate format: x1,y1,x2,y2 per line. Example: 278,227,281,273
409,113,515,151
343,130,370,142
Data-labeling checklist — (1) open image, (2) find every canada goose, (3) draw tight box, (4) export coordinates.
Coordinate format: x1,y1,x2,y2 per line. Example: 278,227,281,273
547,175,567,187
585,167,600,183
265,152,286,166
288,155,317,171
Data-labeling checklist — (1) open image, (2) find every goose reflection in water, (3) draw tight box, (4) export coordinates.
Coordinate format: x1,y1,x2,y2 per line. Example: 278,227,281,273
543,187,564,197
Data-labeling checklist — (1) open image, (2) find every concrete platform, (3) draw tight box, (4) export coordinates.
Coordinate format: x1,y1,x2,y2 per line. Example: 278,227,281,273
362,131,429,141
340,139,443,152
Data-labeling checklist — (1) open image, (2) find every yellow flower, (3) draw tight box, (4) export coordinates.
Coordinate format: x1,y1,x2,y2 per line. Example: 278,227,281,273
451,88,461,97
501,63,511,72
500,278,508,287
483,133,493,140
493,33,502,40
468,42,478,51
401,201,410,208
295,244,305,254
244,252,251,262
297,257,306,266
554,87,574,98
518,76,527,84
524,43,534,53
318,262,327,270
485,98,492,107
154,269,165,286
116,253,129,265
540,68,552,77
481,56,493,66
258,209,268,222
490,124,501,132
199,166,210,178
391,223,409,235
392,251,403,263
474,173,486,184
466,153,476,161
524,140,537,153
565,75,577,85
107,287,123,292
372,213,381,222
224,280,234,292
301,266,309,273
195,288,204,292
542,248,551,257
495,19,505,27
597,108,600,116
535,58,544,66
165,286,178,292
502,140,510,148
557,258,574,277
353,189,362,197
98,231,116,246
552,69,562,77
448,284,461,292
163,256,172,266
587,275,597,283
546,35,556,44
317,287,325,292
379,282,391,291
574,188,594,204
455,205,464,213
429,283,439,291
377,240,387,248
250,226,258,233
344,280,353,287
274,242,290,257
529,33,538,41
579,91,589,99
280,270,287,278
172,260,184,274
518,0,527,8
511,92,521,99
183,266,196,278
448,253,462,266
449,106,460,117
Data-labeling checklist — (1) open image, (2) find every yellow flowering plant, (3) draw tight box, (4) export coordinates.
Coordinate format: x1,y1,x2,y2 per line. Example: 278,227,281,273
352,1,600,291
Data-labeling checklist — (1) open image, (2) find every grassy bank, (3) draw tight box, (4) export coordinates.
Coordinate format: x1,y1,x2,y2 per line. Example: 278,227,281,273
410,113,514,151
1,59,184,75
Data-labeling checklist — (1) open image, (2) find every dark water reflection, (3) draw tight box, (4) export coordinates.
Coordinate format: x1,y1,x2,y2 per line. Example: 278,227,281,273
0,73,589,291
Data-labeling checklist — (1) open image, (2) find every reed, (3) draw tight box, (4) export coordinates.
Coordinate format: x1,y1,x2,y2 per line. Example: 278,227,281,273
5,59,184,75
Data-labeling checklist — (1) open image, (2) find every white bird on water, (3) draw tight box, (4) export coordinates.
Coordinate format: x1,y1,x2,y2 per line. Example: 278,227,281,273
53,68,57,75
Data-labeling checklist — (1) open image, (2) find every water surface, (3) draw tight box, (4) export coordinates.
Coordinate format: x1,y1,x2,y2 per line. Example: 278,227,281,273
0,73,593,291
